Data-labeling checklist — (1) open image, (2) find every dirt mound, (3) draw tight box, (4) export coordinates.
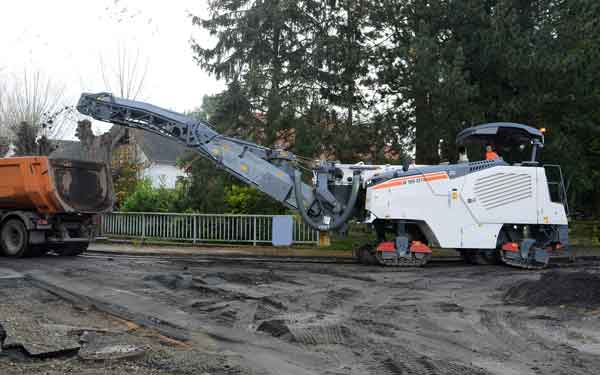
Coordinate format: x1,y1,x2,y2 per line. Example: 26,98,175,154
256,320,292,339
504,271,600,308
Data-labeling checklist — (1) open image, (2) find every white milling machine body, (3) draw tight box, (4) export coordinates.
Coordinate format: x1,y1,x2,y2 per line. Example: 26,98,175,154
336,123,569,268
77,93,568,269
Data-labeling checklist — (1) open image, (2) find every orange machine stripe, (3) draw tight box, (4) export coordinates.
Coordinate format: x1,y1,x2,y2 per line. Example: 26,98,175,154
373,172,447,189
373,172,448,190
423,175,448,182
376,172,447,187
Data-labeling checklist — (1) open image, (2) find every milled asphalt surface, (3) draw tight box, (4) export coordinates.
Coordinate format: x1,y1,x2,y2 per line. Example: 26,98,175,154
1,246,600,374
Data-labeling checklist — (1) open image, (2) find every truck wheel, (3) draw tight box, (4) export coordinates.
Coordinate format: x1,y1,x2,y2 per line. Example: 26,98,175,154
1,219,29,257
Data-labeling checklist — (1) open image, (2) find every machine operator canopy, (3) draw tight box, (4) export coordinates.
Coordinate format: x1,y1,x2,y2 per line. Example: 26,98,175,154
456,122,544,146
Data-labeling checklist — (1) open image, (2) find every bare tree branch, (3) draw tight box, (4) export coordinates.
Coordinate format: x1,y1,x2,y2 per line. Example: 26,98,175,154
0,69,65,153
77,43,151,178
99,43,149,100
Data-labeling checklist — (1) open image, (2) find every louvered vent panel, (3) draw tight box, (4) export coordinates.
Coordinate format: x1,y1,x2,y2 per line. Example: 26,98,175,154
474,173,532,210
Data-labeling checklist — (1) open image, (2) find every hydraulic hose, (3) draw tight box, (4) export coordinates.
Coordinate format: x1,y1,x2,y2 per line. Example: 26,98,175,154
293,170,361,231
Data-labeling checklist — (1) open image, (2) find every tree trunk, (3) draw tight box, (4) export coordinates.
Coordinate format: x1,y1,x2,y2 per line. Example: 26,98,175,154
266,5,282,146
415,92,439,165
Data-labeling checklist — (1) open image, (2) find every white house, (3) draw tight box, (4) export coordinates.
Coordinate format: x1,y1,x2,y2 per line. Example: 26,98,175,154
132,130,187,188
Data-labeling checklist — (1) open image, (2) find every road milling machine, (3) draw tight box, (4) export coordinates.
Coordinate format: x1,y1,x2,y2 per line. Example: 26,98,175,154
77,93,569,269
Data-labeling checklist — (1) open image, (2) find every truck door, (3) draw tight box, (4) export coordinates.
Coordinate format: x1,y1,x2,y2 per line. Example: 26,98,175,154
537,166,569,224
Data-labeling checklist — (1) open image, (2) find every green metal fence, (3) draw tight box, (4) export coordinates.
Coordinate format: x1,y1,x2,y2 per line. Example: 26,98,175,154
99,212,319,246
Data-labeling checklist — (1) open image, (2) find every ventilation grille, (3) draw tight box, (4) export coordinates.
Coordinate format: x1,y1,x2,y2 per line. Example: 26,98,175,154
474,173,533,210
468,159,498,173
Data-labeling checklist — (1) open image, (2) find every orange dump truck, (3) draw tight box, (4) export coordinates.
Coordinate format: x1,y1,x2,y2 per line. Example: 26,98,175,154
0,156,113,257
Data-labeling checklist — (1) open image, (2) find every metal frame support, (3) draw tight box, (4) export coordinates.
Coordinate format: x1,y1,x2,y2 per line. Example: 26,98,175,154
141,214,146,240
193,215,198,244
253,216,257,246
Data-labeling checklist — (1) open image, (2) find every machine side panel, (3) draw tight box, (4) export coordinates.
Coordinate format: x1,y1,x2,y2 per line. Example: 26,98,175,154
461,166,538,224
366,166,537,249
366,172,475,248
458,223,503,249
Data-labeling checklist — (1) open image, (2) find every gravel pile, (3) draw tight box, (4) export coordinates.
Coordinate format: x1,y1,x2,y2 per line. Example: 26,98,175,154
505,271,600,308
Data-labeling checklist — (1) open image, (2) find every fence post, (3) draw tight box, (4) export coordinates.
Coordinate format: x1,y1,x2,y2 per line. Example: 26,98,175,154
253,216,257,246
97,214,103,237
318,231,331,247
193,215,197,244
141,214,146,240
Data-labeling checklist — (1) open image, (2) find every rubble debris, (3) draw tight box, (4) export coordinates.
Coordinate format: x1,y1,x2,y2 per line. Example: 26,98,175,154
504,270,600,308
78,332,147,361
437,302,464,313
257,319,293,339
143,272,192,289
79,343,146,361
41,324,124,336
0,317,80,357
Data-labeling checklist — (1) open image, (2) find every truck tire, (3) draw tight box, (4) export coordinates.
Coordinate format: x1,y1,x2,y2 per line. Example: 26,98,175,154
1,219,29,257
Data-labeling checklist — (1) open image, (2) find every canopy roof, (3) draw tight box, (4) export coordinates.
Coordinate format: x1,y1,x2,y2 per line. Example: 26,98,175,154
456,122,544,146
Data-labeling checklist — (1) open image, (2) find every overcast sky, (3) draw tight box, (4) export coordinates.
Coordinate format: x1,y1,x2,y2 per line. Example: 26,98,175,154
0,0,224,137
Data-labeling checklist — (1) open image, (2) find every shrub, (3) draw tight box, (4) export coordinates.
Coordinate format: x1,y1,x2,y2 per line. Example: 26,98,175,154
224,184,286,214
120,178,181,213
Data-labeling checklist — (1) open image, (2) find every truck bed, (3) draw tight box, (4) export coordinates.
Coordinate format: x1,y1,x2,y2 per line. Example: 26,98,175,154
0,157,113,214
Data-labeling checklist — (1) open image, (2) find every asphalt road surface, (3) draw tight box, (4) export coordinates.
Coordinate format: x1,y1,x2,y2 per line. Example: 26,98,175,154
1,249,600,375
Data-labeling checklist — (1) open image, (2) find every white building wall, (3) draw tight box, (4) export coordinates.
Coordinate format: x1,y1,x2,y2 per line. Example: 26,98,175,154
134,143,185,189
141,163,185,189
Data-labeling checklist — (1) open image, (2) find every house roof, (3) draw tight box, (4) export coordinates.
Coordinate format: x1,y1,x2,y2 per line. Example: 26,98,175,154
49,131,189,166
50,140,85,160
133,130,189,166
